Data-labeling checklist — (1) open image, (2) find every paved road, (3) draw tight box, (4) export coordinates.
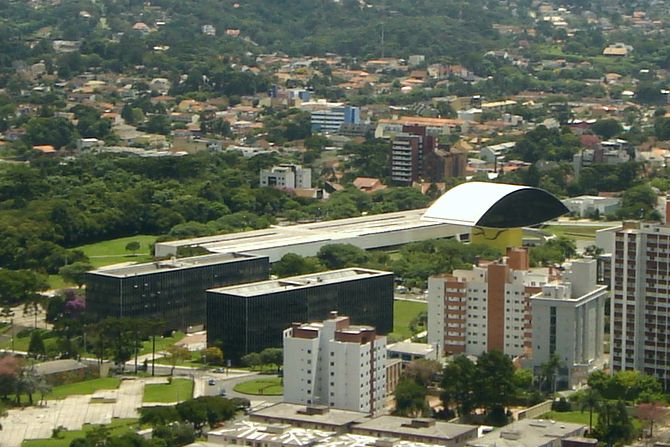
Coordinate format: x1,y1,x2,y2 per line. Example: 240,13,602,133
200,371,283,404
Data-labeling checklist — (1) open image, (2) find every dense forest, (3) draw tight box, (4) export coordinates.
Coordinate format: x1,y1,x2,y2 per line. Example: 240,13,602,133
0,151,430,274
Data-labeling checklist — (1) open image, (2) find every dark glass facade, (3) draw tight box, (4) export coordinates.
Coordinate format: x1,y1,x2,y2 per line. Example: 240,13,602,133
85,254,270,330
207,271,394,363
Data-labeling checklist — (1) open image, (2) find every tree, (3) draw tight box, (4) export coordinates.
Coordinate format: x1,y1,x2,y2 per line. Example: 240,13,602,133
25,117,76,149
476,350,516,421
260,348,283,373
594,400,635,447
403,359,441,386
617,185,659,220
124,241,141,255
28,331,46,358
539,354,561,394
139,406,181,426
0,356,21,400
201,347,224,365
58,262,93,287
317,244,370,269
591,119,623,139
165,345,191,375
636,402,665,438
579,388,601,433
441,355,477,417
394,378,427,417
145,114,171,135
241,352,262,371
272,253,324,277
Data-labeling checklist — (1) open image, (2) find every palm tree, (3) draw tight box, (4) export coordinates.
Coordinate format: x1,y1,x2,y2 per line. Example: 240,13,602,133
539,354,561,394
579,388,601,433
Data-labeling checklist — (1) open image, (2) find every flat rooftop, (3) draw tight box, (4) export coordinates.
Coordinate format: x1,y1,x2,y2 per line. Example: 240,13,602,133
154,208,468,261
250,403,368,427
208,268,391,297
90,252,263,278
387,342,436,356
353,416,476,441
467,419,585,447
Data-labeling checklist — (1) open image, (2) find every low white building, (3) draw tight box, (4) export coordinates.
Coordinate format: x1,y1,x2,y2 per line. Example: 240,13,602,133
283,313,387,415
260,164,312,190
562,195,621,218
480,142,516,163
530,259,607,388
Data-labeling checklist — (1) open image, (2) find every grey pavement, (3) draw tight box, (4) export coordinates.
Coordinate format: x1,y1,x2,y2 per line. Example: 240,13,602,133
0,378,149,447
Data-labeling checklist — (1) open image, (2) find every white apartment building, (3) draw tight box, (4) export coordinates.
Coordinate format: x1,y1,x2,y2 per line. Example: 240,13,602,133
607,222,670,387
260,164,312,190
530,259,607,388
283,313,387,415
428,248,552,358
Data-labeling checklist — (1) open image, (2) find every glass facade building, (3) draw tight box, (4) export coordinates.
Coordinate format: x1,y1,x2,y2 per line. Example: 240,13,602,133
85,253,270,331
206,268,394,363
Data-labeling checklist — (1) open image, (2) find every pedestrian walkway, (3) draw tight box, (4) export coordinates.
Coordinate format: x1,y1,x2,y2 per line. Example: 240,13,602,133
0,379,148,447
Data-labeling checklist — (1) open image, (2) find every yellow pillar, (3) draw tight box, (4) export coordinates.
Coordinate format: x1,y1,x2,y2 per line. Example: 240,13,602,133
470,227,523,251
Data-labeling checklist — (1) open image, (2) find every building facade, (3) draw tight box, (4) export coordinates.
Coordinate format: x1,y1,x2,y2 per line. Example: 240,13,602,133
301,101,360,133
390,125,437,185
260,164,312,190
207,268,394,363
530,259,607,388
85,253,269,331
609,222,670,386
283,313,387,414
428,248,551,358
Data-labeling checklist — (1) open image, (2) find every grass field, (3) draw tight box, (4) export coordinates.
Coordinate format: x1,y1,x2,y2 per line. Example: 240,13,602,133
76,235,157,268
22,419,138,447
143,378,193,403
392,300,427,340
542,225,612,241
138,331,186,356
234,377,283,396
0,329,59,352
542,410,596,425
47,378,121,400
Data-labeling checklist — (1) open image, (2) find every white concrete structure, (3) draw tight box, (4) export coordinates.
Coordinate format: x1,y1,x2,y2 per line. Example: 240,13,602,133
428,248,552,358
562,195,620,218
480,142,516,163
530,259,607,388
421,182,568,228
260,164,312,190
283,313,387,414
154,208,468,259
468,418,586,447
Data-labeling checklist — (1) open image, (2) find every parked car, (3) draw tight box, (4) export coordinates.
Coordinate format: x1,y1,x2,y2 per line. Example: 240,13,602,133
208,378,216,386
219,388,227,397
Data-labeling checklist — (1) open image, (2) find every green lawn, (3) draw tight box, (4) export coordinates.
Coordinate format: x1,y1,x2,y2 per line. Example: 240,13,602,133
542,410,596,425
0,329,58,352
392,300,427,340
22,418,138,447
542,225,612,241
47,274,71,290
234,377,283,396
47,377,121,400
76,235,158,268
143,378,193,403
138,331,186,356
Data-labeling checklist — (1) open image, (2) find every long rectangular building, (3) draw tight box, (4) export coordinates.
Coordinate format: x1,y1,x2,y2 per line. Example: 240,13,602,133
207,268,394,363
154,208,469,261
85,253,269,331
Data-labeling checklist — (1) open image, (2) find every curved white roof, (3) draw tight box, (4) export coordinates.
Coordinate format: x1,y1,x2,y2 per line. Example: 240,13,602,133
421,182,567,228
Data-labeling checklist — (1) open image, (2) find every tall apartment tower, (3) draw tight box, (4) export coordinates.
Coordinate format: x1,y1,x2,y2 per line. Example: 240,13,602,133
390,125,436,185
283,313,387,415
428,248,552,358
531,259,607,388
610,222,670,386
